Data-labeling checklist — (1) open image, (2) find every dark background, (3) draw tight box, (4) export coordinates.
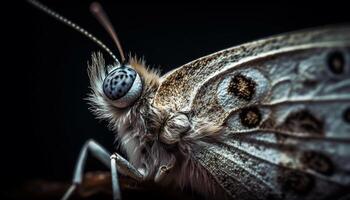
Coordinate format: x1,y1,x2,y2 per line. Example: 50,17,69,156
3,1,350,200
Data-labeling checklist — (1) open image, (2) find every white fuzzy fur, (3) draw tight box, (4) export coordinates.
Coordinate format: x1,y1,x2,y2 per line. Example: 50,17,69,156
87,52,228,199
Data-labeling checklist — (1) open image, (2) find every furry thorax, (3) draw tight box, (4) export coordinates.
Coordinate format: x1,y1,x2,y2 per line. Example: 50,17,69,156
86,52,226,197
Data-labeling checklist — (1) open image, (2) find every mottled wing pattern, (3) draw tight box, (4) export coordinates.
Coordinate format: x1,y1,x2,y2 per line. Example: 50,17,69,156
154,26,350,199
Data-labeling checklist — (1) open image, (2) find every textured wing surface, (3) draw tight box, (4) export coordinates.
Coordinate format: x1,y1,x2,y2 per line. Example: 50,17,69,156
154,27,349,114
155,26,350,199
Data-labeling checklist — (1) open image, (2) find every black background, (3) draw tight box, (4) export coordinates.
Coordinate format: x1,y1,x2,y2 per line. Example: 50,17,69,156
3,1,350,200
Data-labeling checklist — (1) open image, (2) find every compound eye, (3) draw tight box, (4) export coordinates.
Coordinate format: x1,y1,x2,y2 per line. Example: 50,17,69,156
103,65,142,108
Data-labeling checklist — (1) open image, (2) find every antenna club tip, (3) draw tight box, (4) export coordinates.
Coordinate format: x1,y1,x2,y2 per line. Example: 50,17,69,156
90,2,102,13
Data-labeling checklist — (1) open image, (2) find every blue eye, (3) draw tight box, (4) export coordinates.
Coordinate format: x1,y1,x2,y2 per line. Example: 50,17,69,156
103,65,142,108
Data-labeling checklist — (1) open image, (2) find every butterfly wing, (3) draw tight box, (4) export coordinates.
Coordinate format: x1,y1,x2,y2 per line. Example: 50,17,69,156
154,26,350,199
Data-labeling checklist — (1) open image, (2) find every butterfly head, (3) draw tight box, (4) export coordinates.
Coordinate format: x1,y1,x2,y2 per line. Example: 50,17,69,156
103,64,143,108
28,0,161,130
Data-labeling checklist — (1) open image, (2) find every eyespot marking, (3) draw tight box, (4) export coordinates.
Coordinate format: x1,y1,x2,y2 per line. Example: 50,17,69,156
300,151,334,175
279,170,314,194
239,107,261,128
228,74,256,101
283,110,324,135
343,107,350,124
327,51,345,75
217,69,269,111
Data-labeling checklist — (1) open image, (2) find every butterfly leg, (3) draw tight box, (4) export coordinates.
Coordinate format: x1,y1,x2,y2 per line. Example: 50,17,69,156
110,153,145,200
105,153,145,200
61,139,144,200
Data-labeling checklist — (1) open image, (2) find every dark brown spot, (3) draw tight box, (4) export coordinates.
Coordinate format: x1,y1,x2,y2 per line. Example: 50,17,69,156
239,107,261,128
283,110,324,135
278,170,314,194
266,193,281,200
228,74,256,101
300,151,334,175
343,107,350,124
302,79,318,88
327,51,345,75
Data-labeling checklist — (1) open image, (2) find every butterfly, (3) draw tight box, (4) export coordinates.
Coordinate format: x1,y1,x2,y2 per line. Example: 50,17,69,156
28,1,350,200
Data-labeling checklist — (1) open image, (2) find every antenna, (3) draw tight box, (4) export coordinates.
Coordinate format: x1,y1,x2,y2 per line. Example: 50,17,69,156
90,2,126,63
27,0,120,65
